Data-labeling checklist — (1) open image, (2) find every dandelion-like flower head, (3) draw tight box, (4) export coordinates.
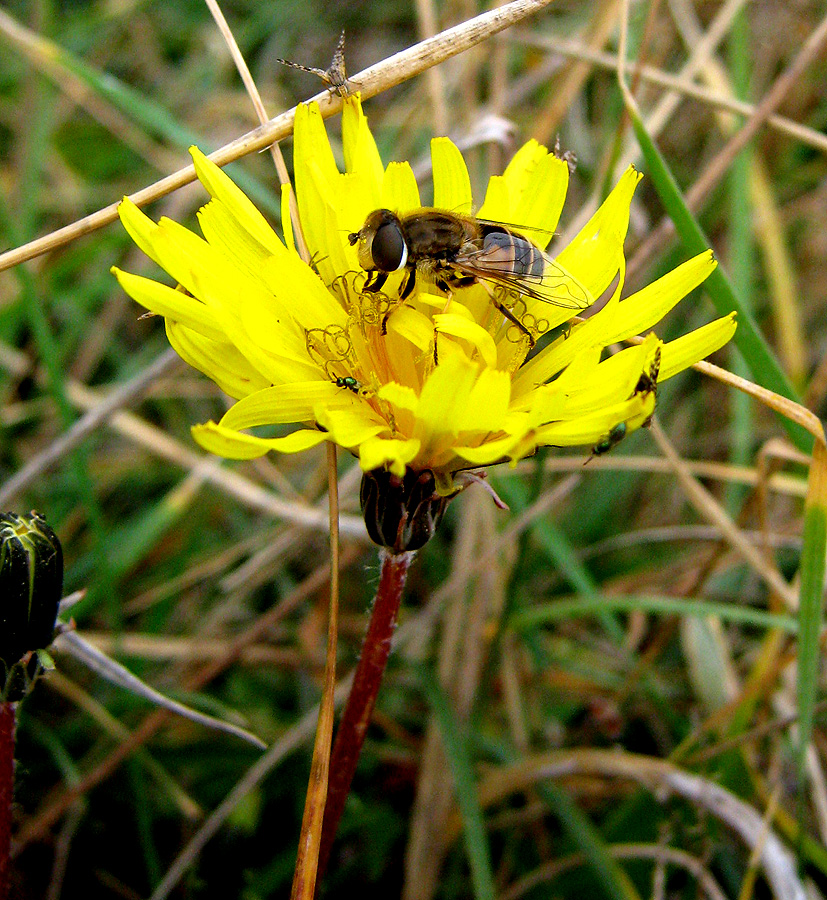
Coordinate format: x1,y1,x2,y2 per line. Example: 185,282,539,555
113,95,735,549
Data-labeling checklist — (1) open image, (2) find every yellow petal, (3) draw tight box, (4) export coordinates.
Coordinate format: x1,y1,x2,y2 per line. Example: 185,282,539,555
293,103,340,187
477,174,511,223
112,268,224,341
259,249,349,332
293,103,341,263
357,436,421,475
197,199,279,281
453,433,520,465
561,336,660,417
556,165,641,299
457,368,511,432
659,313,738,381
378,381,419,412
316,406,389,447
281,183,295,253
502,140,548,198
117,198,164,268
534,393,654,447
192,421,329,459
434,313,498,369
605,251,718,344
166,319,269,399
512,259,627,396
219,383,339,429
511,152,569,248
189,147,284,255
382,162,421,211
414,354,477,442
387,305,436,353
342,94,384,203
431,138,472,214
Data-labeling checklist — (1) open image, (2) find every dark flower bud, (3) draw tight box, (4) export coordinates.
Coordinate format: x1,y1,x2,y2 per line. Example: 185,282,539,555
360,468,448,552
0,512,62,699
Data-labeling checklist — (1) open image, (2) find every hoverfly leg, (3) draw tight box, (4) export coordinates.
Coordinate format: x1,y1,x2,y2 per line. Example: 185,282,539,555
400,269,416,301
364,271,388,293
492,297,535,347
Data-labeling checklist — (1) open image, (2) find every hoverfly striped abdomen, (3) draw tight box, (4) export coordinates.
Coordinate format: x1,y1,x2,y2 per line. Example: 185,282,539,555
479,227,545,278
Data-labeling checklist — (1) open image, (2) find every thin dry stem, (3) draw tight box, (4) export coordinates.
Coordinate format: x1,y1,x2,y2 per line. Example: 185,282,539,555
622,3,827,276
501,843,729,900
473,750,806,900
290,444,340,900
514,31,827,155
649,419,797,609
529,0,621,144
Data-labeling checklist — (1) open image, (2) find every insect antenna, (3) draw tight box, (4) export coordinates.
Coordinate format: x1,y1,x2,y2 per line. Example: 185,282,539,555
275,30,353,98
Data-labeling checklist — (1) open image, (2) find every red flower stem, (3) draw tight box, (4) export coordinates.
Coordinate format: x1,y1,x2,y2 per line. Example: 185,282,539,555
0,702,16,900
316,548,414,883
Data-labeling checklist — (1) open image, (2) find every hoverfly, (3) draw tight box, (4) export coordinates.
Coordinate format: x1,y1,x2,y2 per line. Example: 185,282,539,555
347,209,594,343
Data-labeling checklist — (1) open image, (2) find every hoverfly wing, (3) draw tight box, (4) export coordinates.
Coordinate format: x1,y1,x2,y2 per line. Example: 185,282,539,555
531,253,594,310
455,239,593,311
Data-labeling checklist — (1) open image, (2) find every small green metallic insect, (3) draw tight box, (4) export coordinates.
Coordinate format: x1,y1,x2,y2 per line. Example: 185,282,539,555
591,422,627,457
334,375,362,393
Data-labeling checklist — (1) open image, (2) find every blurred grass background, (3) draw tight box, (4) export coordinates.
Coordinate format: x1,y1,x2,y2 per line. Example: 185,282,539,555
1,0,827,897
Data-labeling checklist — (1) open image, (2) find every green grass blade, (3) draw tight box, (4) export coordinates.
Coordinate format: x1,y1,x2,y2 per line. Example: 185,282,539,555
494,475,625,643
511,593,797,634
419,666,496,900
625,107,811,454
41,36,281,217
797,442,827,779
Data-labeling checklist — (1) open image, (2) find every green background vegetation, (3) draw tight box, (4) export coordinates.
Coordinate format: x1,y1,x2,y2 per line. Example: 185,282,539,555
1,0,826,897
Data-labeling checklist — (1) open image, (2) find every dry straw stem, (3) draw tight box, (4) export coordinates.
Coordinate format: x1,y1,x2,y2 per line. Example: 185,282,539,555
76,632,305,668
528,0,621,143
289,446,341,900
557,0,747,245
667,0,806,386
464,750,806,900
538,455,807,501
649,419,797,611
621,4,827,277
0,0,554,274
514,31,827,156
500,843,729,900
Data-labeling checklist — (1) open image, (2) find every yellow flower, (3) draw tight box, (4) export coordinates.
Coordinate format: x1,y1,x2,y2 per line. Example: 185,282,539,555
112,95,735,548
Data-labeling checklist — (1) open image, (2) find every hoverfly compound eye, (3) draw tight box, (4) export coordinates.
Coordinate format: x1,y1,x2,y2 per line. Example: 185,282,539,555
371,221,408,272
